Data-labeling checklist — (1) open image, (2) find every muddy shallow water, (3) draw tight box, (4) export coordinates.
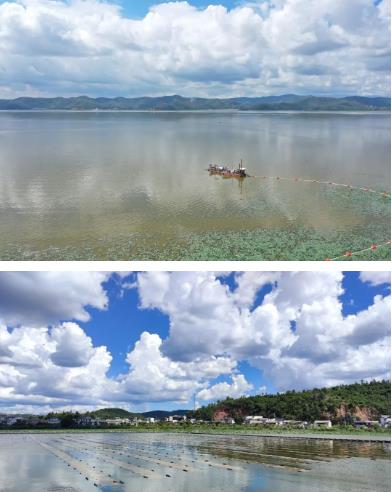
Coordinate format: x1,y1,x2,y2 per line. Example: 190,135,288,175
0,111,389,260
0,433,389,492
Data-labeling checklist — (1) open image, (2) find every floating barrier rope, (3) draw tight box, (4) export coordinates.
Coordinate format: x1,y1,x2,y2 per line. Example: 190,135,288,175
251,175,390,199
324,240,391,261
248,174,391,260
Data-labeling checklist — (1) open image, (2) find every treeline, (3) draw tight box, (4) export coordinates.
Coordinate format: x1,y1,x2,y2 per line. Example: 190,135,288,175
0,95,389,111
191,380,391,423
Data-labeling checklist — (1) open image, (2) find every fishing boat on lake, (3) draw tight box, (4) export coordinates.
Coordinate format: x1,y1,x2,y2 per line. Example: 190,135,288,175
208,159,249,178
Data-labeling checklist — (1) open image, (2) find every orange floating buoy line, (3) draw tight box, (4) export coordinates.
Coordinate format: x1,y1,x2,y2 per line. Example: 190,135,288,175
325,241,391,261
241,170,391,261
250,173,391,198
208,165,390,260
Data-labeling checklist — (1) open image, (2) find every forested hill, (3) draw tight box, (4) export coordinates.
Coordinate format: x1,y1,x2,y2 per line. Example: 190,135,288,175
87,408,188,419
89,408,136,419
191,380,391,423
0,94,389,111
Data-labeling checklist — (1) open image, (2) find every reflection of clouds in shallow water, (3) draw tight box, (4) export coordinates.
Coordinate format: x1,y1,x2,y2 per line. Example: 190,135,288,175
0,112,389,259
0,433,390,492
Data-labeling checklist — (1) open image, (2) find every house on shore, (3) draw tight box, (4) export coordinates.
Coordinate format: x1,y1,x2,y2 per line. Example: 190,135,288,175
313,420,332,428
75,416,98,427
354,420,379,428
245,416,269,425
165,415,187,423
103,417,132,426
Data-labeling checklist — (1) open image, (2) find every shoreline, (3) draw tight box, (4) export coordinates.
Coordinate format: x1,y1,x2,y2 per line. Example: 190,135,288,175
0,109,390,114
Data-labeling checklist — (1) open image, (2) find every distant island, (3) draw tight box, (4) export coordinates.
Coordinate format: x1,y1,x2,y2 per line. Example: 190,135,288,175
0,94,390,111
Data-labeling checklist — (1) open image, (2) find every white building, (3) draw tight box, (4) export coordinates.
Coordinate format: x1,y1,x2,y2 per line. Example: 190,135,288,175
76,416,97,426
244,416,267,425
380,415,391,428
104,418,132,426
313,420,332,428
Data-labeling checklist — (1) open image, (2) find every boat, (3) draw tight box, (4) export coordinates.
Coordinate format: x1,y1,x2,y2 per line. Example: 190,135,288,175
207,159,249,178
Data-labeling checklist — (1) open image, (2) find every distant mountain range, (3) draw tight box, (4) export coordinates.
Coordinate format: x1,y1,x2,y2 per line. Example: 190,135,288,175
0,94,389,111
89,408,188,420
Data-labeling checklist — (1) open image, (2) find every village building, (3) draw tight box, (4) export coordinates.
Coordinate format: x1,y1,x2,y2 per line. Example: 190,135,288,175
244,416,268,425
313,420,332,428
103,417,132,426
354,420,379,428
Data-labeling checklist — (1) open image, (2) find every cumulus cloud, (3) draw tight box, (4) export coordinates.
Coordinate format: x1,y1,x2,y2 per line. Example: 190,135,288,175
0,324,237,409
120,331,237,403
0,0,389,97
359,271,391,286
50,322,95,368
197,374,253,401
137,271,390,391
0,322,114,409
0,271,390,412
0,272,109,326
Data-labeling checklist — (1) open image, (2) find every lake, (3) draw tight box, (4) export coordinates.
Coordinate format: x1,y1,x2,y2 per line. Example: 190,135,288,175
0,433,389,491
0,111,389,260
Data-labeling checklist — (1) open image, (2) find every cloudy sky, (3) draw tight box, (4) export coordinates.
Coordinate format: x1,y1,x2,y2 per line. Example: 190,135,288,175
0,271,390,414
0,0,389,98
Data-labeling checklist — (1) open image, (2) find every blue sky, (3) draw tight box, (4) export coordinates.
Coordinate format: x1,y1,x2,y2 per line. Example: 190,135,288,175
116,0,238,18
0,0,389,98
0,271,389,414
79,271,389,400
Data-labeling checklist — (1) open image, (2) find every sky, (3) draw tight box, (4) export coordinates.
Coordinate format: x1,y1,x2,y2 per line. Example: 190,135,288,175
0,0,390,98
0,270,390,414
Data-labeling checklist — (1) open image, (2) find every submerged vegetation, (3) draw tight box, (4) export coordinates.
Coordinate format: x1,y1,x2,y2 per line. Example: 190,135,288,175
2,186,389,261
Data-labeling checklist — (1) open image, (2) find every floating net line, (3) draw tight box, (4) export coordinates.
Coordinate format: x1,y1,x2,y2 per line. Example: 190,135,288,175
249,174,391,261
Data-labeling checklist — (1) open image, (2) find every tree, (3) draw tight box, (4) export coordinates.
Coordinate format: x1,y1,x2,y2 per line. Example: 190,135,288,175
61,414,75,428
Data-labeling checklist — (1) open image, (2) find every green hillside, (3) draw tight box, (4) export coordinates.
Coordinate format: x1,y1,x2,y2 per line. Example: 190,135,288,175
191,380,391,423
89,408,136,419
88,408,188,419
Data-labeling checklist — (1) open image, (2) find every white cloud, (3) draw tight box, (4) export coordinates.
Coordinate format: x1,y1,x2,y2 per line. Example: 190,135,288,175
50,322,94,367
0,0,389,97
0,272,109,326
137,271,390,392
231,271,279,308
197,374,253,401
0,324,238,409
0,271,390,412
344,294,391,346
120,331,237,403
0,322,115,409
359,271,391,286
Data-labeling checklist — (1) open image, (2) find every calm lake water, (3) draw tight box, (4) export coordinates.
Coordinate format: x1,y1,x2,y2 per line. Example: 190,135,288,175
0,111,390,260
0,433,389,492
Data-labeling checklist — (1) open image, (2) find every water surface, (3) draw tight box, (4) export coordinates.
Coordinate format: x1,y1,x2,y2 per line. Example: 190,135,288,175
0,111,389,260
0,433,389,492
